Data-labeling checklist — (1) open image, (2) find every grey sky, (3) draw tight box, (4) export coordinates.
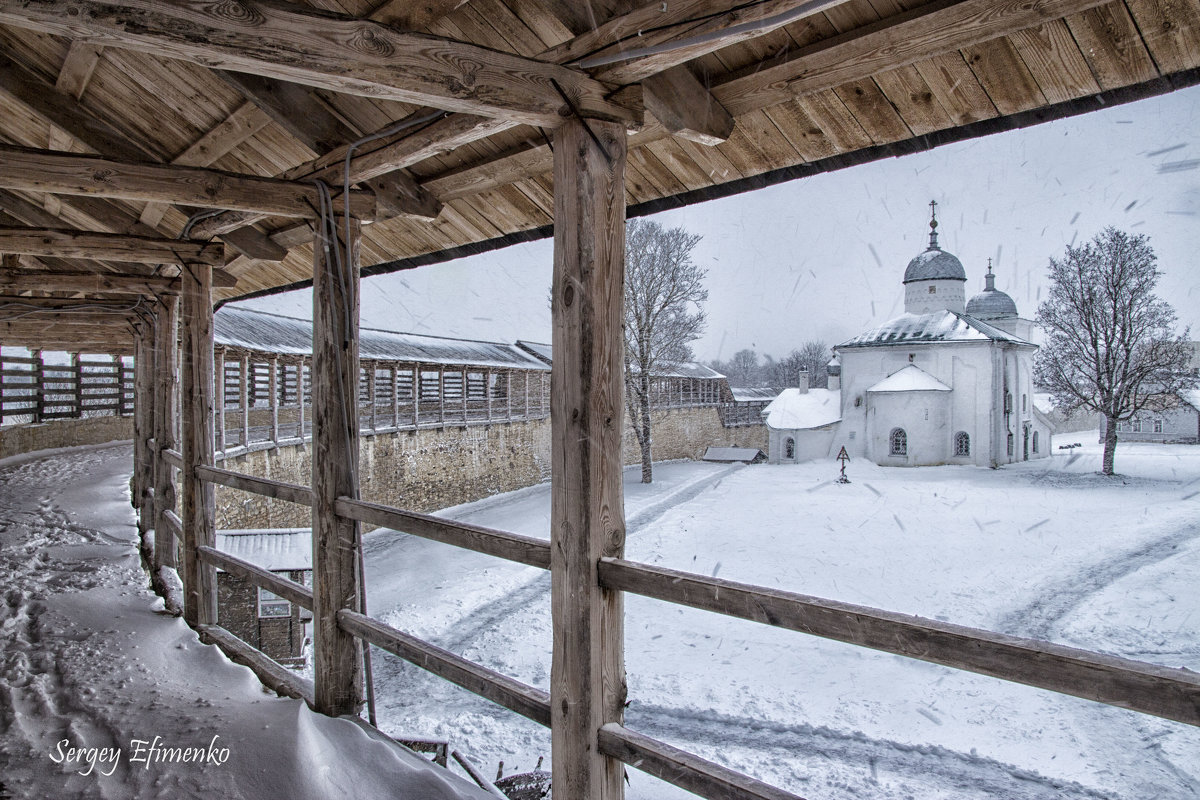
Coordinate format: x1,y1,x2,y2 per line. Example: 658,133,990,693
238,84,1200,364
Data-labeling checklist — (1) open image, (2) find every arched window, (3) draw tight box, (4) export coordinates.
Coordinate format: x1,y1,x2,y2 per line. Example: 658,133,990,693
785,437,795,460
1032,431,1039,453
889,428,907,456
954,431,970,457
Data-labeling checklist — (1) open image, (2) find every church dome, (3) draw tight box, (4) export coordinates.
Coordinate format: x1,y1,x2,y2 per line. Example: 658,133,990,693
902,202,966,284
903,247,967,283
965,261,1018,318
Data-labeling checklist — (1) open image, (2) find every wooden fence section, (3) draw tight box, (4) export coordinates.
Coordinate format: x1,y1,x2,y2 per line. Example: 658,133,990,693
0,351,134,424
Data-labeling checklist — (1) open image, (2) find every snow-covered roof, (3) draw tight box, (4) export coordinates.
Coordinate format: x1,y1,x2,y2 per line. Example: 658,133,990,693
867,364,951,393
903,246,966,283
1033,392,1057,414
730,387,782,402
1181,388,1200,411
762,387,842,430
216,528,312,572
702,447,764,462
837,310,1029,349
215,307,550,370
515,340,724,379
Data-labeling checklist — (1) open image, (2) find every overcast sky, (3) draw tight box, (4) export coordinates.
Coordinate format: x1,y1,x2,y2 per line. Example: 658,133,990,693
238,83,1200,364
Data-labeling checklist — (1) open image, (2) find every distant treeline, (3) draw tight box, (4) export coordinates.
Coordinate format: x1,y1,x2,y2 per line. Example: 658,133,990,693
709,340,831,389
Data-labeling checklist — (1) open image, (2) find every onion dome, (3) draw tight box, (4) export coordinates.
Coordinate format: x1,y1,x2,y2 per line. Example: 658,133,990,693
966,260,1018,318
903,201,967,284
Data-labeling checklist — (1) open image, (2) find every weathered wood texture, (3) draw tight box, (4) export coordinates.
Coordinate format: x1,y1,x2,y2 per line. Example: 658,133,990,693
197,545,313,609
0,270,181,295
197,624,315,704
132,325,154,535
0,145,375,220
335,498,550,569
0,227,224,266
598,558,1200,728
0,0,637,128
180,263,216,627
153,297,178,570
598,724,806,800
550,116,628,800
197,464,313,506
338,609,551,726
311,213,363,717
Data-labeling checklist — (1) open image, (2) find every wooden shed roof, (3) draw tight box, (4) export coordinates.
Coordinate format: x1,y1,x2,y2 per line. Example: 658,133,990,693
0,0,1198,349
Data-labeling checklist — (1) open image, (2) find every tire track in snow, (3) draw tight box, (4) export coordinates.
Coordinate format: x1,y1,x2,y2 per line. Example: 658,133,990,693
996,513,1200,640
628,703,1121,800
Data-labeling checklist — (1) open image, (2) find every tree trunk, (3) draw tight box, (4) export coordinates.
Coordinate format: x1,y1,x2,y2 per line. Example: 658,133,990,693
1102,415,1118,476
639,376,653,483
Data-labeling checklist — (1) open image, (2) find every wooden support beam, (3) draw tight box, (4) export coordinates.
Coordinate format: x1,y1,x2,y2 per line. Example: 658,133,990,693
133,324,155,537
366,0,468,29
154,296,178,571
214,71,359,157
0,270,181,296
642,66,735,146
550,116,628,800
0,192,155,275
0,0,638,128
56,41,104,98
0,145,376,221
180,262,216,627
0,227,224,266
545,0,851,83
311,209,364,716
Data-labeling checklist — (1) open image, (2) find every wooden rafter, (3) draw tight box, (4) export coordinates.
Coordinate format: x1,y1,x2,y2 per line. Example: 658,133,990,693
0,146,377,221
0,227,224,266
0,0,639,128
0,270,181,296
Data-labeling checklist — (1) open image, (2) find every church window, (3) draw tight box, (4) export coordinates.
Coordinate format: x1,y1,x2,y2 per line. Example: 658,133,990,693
1007,432,1014,456
1154,419,1163,433
1132,418,1142,433
1032,431,1039,453
1115,421,1126,432
889,428,907,456
954,431,970,456
785,437,795,460
1022,394,1027,412
1004,393,1012,414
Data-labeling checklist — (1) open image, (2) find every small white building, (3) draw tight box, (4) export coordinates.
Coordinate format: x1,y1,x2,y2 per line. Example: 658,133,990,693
761,377,841,464
765,204,1053,467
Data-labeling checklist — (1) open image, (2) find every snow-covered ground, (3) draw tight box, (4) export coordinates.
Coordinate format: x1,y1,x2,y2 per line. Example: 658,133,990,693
364,435,1200,799
0,444,492,800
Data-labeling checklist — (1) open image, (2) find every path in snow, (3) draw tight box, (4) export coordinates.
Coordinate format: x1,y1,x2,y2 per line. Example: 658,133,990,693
0,444,492,800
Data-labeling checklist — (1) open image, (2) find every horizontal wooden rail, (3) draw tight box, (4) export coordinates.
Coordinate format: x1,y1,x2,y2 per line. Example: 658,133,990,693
197,623,315,705
335,497,550,570
598,723,804,800
598,558,1200,728
197,545,313,610
337,609,551,727
196,464,313,506
162,448,183,470
161,509,183,541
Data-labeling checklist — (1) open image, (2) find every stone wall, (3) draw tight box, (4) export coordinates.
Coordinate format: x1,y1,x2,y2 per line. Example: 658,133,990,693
0,415,133,461
216,408,767,530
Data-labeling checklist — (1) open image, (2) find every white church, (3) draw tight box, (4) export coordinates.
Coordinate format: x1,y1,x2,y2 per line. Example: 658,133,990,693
765,203,1053,467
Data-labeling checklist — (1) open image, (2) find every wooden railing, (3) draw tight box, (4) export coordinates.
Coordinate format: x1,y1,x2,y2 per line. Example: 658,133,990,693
161,459,1200,800
0,351,134,424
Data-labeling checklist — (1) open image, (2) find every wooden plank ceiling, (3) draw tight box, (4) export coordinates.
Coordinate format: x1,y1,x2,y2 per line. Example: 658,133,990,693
0,0,1198,352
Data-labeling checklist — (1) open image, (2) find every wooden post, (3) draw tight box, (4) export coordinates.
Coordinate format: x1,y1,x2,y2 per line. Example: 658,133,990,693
154,296,178,570
269,355,279,444
550,115,628,800
239,352,249,447
523,371,530,419
32,349,44,423
297,357,306,439
391,364,399,429
71,352,83,418
311,213,363,717
506,370,512,421
412,364,420,428
438,366,446,426
215,348,226,453
486,369,492,422
461,368,468,423
133,324,155,532
367,361,377,432
181,263,216,627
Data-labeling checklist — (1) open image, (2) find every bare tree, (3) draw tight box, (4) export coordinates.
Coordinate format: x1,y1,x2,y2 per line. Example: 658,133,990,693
723,348,760,387
624,218,708,483
796,340,830,388
1034,228,1193,475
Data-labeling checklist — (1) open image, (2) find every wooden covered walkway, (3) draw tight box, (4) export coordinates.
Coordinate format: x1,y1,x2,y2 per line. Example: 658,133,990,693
0,2,1198,797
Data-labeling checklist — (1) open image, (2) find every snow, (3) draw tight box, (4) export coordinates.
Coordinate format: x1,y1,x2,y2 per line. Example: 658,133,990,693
0,445,493,800
5,438,1198,799
866,364,952,394
216,529,312,572
839,311,1027,348
362,436,1200,799
762,387,842,429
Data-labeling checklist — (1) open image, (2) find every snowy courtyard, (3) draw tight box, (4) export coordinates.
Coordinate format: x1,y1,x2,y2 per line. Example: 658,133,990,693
363,433,1200,799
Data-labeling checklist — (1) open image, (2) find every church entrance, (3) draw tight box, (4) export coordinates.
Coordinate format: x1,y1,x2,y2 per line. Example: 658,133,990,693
1023,424,1031,461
